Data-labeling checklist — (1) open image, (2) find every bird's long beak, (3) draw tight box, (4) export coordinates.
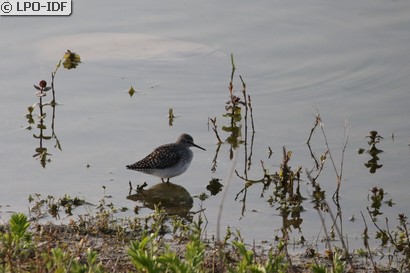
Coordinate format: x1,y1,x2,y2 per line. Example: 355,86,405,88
192,142,206,151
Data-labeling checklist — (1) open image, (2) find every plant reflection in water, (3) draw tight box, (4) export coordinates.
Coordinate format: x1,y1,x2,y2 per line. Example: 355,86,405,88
358,130,384,174
25,50,81,168
27,80,60,167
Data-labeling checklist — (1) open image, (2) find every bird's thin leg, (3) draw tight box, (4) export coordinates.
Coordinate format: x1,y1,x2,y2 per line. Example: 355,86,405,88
166,178,170,183
161,178,165,183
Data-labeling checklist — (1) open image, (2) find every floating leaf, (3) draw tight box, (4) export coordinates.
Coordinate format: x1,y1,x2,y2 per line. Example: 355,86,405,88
357,148,365,154
168,108,175,118
168,108,175,126
128,86,136,97
206,178,223,196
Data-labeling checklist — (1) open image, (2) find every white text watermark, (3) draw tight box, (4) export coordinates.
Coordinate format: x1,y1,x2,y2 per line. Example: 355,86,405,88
1,0,71,16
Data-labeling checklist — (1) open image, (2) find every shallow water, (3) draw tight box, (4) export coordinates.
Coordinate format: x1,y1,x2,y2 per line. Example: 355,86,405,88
1,0,410,253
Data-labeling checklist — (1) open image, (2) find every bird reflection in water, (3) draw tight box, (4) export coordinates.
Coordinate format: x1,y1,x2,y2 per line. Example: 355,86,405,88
127,182,193,220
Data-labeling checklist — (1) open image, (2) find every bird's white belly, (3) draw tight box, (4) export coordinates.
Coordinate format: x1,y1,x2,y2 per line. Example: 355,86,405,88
151,160,191,178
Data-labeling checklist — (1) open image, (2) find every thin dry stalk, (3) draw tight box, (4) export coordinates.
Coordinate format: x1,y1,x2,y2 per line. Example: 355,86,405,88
247,95,255,134
240,75,249,179
360,211,380,273
209,117,223,144
216,149,238,242
319,120,350,199
315,200,355,272
306,114,321,169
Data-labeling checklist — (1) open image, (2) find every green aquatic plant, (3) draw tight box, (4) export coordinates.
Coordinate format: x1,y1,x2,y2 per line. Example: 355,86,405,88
128,222,205,273
364,187,410,271
43,248,105,273
210,53,255,156
227,241,288,273
213,54,257,226
311,253,345,273
0,213,33,271
28,193,86,220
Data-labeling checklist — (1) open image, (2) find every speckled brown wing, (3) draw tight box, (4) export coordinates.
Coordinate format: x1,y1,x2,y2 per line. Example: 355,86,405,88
126,144,182,171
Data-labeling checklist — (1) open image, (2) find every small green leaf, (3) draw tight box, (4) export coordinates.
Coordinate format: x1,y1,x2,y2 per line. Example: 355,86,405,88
128,86,136,97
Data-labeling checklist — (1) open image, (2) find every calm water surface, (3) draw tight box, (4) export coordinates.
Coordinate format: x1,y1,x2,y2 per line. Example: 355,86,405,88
1,0,410,251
